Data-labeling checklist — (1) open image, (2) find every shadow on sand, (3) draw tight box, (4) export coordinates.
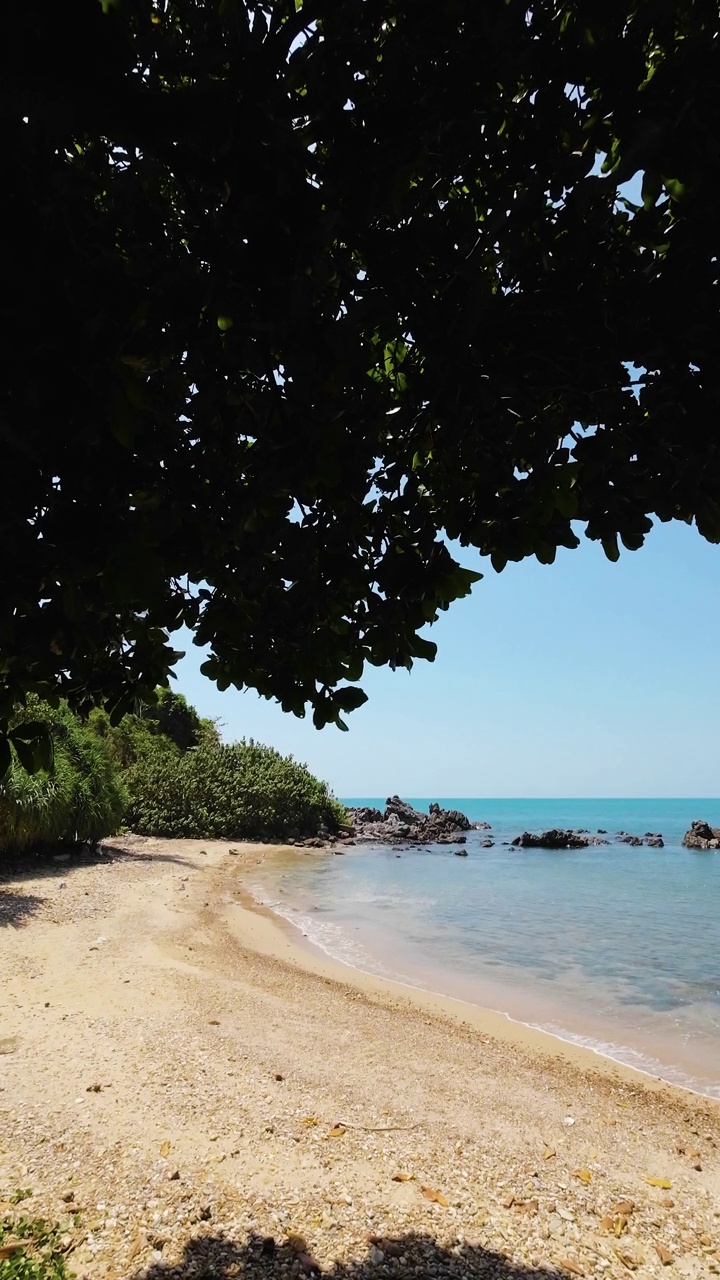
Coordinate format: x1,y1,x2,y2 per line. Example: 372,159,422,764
0,841,191,883
139,1230,555,1280
0,886,46,927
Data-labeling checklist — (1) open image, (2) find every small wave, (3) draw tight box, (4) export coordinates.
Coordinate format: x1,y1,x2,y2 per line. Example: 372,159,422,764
273,903,389,974
320,892,438,909
529,1023,720,1100
247,870,720,1101
266,898,426,988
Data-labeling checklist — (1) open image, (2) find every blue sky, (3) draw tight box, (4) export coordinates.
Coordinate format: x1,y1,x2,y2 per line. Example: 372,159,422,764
173,519,720,798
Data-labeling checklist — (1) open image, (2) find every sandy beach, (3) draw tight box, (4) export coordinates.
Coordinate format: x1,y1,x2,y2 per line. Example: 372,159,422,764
1,837,718,1280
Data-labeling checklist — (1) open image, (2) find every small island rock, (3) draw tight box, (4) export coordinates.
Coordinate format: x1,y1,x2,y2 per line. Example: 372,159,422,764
682,820,720,850
347,796,475,846
512,829,600,850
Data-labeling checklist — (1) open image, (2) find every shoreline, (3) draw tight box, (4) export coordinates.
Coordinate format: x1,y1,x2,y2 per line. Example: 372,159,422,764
2,835,719,1280
226,872,710,1105
241,850,720,1104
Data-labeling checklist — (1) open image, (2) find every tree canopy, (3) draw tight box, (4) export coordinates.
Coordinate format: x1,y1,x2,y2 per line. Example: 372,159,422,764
2,0,718,766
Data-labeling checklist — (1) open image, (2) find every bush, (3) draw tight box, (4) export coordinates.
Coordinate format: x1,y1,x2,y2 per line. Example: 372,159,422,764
0,701,126,854
2,693,344,849
88,690,220,770
125,738,347,841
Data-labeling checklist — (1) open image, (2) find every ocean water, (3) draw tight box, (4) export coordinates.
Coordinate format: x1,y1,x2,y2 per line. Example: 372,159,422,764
249,799,720,1098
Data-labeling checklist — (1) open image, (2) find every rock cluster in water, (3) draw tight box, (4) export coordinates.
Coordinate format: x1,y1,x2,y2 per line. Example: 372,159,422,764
510,829,665,849
511,829,607,850
617,831,665,847
348,796,474,845
682,819,720,850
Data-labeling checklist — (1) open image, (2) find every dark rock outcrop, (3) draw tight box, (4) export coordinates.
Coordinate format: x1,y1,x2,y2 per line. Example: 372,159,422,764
428,802,471,832
348,796,475,845
511,829,609,850
352,806,384,824
683,820,720,850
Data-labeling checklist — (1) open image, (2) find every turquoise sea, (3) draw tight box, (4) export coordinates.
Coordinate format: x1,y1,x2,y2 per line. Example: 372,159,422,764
249,799,720,1099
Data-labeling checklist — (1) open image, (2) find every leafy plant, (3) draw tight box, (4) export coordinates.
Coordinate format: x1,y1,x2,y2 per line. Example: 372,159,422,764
0,701,126,855
126,738,347,840
88,689,219,769
0,1215,74,1280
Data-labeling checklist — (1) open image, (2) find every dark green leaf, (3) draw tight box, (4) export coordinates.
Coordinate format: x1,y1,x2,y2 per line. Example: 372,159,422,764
333,686,369,713
0,735,11,780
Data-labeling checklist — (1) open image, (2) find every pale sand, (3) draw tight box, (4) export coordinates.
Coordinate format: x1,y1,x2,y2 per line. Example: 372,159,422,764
1,837,718,1280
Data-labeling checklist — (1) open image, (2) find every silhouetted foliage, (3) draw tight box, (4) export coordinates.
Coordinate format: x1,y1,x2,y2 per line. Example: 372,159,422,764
2,0,719,768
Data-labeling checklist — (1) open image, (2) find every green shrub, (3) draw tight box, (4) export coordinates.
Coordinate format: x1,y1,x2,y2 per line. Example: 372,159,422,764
0,701,126,854
2,693,344,849
88,690,220,770
142,688,203,751
126,738,347,841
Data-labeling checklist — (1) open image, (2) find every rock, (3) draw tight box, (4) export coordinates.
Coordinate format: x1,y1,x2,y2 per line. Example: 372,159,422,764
386,795,426,825
347,796,474,846
512,829,599,849
428,801,471,831
682,819,720,850
453,848,468,857
352,807,384,824
481,839,494,847
645,835,664,847
617,834,643,846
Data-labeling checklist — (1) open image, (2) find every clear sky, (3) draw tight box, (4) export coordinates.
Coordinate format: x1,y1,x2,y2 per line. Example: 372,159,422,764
173,520,720,798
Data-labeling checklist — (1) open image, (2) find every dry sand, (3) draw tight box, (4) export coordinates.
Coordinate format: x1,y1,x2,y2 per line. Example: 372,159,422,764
1,837,718,1280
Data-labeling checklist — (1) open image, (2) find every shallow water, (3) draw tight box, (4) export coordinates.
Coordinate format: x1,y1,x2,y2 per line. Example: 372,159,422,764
250,799,720,1098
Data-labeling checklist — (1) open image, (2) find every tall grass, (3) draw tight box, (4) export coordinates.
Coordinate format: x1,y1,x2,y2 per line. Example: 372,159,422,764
0,701,126,854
